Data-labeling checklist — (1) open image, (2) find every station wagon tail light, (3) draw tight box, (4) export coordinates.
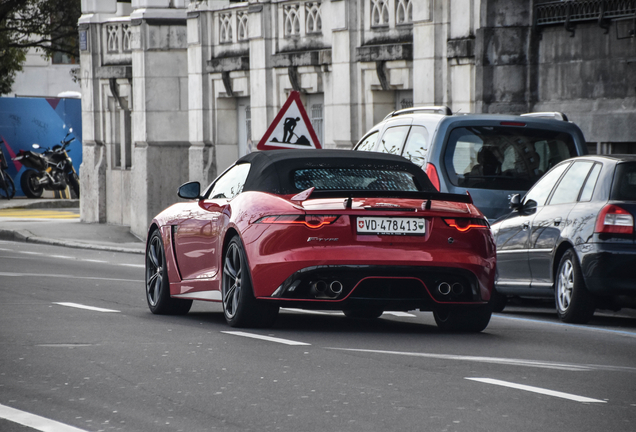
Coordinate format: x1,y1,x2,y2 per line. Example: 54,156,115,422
425,163,440,191
443,218,489,232
595,205,634,234
256,215,339,228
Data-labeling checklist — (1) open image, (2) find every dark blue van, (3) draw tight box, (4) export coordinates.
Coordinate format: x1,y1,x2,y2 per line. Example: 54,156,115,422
354,107,588,221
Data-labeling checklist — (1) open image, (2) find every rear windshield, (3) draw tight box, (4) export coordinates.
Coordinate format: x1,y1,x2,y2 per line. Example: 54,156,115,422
444,126,578,191
293,168,420,192
611,162,636,201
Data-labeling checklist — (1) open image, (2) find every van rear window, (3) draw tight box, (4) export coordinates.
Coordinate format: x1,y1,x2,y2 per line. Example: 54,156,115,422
443,126,578,191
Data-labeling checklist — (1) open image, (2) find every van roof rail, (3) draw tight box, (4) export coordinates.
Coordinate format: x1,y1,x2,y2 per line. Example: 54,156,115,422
384,106,453,120
520,112,569,122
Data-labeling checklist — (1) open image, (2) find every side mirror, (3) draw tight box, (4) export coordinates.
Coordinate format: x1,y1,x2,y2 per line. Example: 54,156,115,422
509,194,521,211
32,143,41,149
178,181,202,200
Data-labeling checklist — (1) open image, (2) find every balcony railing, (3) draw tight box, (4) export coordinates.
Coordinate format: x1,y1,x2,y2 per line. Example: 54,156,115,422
535,0,636,26
102,20,133,66
282,1,323,38
370,0,412,29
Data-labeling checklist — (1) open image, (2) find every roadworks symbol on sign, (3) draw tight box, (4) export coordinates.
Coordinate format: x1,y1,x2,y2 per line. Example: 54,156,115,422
257,91,322,150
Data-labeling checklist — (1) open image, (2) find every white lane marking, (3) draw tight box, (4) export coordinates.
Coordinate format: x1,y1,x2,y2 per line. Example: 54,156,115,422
51,255,73,259
384,311,416,317
282,308,343,316
119,263,145,268
0,272,141,282
1,249,144,269
81,259,108,263
54,302,120,313
222,331,311,346
20,251,43,255
466,378,607,403
493,314,636,338
329,348,595,371
0,403,90,432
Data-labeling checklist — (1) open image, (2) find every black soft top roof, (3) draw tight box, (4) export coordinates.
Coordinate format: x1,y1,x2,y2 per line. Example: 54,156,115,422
236,149,437,195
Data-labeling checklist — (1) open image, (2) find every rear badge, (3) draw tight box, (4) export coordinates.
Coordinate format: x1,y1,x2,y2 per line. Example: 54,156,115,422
307,237,339,242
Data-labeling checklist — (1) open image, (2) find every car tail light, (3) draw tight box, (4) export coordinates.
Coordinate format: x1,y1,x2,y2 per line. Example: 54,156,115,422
256,215,339,228
443,218,489,232
500,121,526,127
425,163,440,191
594,204,634,234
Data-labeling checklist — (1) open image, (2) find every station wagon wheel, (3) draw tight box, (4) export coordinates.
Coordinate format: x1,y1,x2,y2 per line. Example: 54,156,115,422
555,249,595,324
145,230,192,315
222,236,279,328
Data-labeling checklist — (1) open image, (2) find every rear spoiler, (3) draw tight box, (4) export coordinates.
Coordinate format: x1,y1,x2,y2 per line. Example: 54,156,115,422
291,188,472,208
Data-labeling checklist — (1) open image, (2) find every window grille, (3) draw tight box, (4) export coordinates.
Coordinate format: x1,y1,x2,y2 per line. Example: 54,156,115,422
220,13,233,43
311,103,324,145
122,24,132,52
284,4,301,37
238,11,249,41
371,0,390,27
396,0,413,25
306,2,322,34
107,25,119,52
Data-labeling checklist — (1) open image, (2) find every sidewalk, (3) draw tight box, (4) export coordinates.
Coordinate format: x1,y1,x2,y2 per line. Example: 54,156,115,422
0,198,145,254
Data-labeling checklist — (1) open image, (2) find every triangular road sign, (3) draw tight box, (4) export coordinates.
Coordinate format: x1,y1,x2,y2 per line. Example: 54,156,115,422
257,91,322,150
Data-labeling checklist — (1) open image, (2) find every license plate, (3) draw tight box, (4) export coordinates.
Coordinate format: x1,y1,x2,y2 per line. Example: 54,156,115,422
356,217,426,235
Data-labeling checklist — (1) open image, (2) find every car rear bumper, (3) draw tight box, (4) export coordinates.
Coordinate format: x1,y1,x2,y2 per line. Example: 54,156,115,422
580,244,636,294
261,265,488,311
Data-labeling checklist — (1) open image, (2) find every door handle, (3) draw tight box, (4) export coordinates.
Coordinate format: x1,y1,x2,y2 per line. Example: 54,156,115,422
522,222,529,231
554,217,562,226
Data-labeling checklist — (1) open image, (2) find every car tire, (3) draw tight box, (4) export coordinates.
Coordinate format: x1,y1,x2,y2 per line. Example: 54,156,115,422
433,305,492,332
343,308,384,319
555,249,595,324
20,169,43,198
222,235,279,328
145,230,192,315
490,289,508,313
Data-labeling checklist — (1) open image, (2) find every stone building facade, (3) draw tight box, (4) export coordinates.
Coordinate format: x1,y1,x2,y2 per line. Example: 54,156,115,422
79,0,636,237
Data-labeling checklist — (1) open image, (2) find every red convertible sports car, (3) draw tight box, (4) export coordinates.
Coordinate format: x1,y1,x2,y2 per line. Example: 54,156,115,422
145,150,496,331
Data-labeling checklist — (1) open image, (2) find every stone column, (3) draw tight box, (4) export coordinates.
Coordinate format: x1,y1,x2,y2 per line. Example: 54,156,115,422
78,0,118,223
129,5,190,237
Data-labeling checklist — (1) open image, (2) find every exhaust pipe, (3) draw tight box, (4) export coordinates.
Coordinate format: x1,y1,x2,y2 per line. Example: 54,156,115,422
311,280,328,297
328,281,343,296
437,282,451,296
452,283,464,295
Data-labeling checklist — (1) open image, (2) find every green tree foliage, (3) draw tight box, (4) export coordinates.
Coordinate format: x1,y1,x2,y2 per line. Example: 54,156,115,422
0,0,81,94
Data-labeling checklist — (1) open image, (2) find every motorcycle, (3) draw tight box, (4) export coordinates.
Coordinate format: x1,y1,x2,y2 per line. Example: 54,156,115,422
13,128,80,199
0,144,16,199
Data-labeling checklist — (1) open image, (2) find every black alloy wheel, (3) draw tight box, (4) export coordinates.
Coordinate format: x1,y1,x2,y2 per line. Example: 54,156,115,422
20,169,43,198
145,230,192,315
555,249,595,324
222,235,279,328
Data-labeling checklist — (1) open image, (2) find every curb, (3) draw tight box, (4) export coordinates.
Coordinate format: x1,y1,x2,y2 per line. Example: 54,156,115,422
0,199,79,210
0,229,145,255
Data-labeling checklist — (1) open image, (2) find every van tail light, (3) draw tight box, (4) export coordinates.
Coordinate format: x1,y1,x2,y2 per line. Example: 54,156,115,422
443,218,489,232
256,215,339,228
594,204,634,234
426,163,440,191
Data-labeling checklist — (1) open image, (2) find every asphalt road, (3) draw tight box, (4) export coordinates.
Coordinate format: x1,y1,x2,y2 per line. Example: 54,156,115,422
1,239,635,432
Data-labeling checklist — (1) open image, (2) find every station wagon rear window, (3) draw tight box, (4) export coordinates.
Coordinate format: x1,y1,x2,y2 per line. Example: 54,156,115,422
293,168,420,192
444,126,578,191
612,162,636,201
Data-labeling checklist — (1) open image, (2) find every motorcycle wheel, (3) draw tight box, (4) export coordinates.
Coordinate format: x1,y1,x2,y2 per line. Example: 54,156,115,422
0,172,16,199
20,169,43,198
68,172,80,199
